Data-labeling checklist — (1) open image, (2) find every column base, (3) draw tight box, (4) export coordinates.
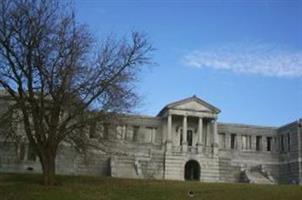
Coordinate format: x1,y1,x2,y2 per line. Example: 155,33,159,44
182,144,187,152
197,143,203,153
166,141,172,151
213,143,219,155
213,147,218,155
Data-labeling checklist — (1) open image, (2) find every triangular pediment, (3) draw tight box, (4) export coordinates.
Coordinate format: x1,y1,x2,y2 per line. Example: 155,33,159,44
157,96,220,116
173,100,212,112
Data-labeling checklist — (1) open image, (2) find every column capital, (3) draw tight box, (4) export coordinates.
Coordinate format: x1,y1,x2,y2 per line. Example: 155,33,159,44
210,117,218,122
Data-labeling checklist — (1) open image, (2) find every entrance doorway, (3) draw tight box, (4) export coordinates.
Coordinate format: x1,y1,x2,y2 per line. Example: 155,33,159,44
180,129,194,146
187,130,193,146
184,160,200,181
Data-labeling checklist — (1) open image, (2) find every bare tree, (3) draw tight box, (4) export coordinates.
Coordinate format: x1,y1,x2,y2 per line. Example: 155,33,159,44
0,0,153,185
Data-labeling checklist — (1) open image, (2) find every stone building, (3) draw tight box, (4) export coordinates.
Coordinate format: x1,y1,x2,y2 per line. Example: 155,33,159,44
0,95,302,184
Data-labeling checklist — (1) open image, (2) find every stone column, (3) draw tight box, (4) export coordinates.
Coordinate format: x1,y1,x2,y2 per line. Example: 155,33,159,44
237,134,242,151
206,121,210,146
151,128,156,144
182,115,187,152
122,125,127,140
213,119,219,154
197,117,203,152
226,133,231,149
251,135,256,151
271,137,275,152
166,114,172,150
262,137,266,152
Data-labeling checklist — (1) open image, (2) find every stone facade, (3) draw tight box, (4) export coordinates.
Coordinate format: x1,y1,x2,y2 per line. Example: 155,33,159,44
1,95,302,184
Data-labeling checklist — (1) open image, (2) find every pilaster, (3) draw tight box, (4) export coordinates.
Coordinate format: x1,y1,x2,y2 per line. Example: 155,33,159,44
166,114,172,150
182,115,187,152
197,117,203,152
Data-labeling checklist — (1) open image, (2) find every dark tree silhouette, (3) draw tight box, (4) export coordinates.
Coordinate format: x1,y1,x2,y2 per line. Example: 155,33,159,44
0,0,153,185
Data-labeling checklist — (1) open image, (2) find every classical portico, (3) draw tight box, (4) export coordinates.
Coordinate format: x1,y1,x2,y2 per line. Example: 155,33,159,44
158,96,220,154
159,96,221,181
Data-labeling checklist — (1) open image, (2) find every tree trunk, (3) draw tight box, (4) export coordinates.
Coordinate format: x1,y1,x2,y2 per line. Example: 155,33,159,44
41,150,56,186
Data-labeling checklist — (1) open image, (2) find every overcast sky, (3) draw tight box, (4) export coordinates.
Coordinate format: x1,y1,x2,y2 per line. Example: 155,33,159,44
75,0,302,126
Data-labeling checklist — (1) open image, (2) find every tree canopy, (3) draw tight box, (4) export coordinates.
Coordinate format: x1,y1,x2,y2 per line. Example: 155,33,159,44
0,0,153,185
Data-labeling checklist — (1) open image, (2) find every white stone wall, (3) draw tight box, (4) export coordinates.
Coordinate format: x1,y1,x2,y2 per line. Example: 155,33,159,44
0,105,302,184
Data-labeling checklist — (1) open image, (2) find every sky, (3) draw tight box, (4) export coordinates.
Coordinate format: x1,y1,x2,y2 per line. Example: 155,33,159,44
75,0,302,127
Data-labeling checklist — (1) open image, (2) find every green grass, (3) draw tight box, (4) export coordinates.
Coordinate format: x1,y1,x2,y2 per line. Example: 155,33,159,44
0,173,302,200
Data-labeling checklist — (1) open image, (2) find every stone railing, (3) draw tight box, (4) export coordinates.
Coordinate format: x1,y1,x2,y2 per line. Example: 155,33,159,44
172,146,182,152
171,146,198,154
187,146,198,154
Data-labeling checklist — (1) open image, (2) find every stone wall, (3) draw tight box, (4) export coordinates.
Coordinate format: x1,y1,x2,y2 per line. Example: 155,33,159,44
217,123,280,183
277,121,301,184
1,93,302,184
164,151,219,182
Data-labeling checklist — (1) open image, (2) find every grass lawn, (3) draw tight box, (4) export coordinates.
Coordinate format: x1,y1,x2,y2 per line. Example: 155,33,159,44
0,173,302,200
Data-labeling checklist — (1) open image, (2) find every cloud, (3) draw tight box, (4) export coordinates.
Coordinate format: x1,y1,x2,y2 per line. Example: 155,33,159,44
183,43,302,77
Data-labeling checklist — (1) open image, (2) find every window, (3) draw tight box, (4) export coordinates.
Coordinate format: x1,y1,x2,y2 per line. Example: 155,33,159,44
179,129,193,146
256,136,262,151
103,123,109,139
133,126,139,142
219,133,226,149
267,137,272,152
287,133,291,152
20,143,26,161
231,134,236,149
187,130,193,146
89,121,97,139
281,135,285,152
27,143,36,161
180,129,183,145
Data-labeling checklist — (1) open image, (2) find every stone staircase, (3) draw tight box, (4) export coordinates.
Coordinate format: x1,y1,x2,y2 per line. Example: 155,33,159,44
110,150,164,179
219,157,241,183
240,165,276,185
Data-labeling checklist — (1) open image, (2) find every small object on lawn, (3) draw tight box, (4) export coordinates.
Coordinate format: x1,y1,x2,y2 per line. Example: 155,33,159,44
26,167,34,171
188,190,195,198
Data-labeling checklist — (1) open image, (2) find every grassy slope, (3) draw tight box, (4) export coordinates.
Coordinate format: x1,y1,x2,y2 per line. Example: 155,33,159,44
0,173,302,200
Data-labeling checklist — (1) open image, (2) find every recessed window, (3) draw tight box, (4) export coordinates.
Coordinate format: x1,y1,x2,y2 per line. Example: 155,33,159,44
267,137,272,152
187,130,193,147
20,143,26,161
287,133,291,152
27,143,36,161
89,121,97,139
231,134,236,149
103,123,109,139
133,126,139,142
281,135,285,152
